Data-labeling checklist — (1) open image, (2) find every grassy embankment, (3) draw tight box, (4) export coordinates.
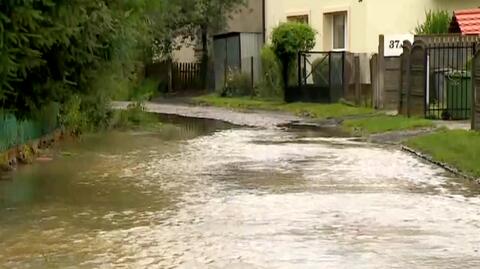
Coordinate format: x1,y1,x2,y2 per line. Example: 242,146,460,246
193,95,375,118
194,95,434,134
406,130,480,178
343,115,434,135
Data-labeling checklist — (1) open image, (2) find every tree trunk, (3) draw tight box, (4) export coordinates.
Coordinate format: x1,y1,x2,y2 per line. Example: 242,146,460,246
281,57,290,102
200,25,209,90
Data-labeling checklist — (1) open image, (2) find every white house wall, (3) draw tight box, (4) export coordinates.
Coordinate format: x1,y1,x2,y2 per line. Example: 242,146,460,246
265,0,480,53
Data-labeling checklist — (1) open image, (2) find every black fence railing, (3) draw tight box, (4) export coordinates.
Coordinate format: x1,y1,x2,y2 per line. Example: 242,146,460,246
425,42,477,120
291,51,347,103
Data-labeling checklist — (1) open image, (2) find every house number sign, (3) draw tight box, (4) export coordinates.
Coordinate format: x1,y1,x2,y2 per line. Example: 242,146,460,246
384,34,414,57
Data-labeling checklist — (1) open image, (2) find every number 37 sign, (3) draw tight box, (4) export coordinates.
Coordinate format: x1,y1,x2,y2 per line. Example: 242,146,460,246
384,34,414,57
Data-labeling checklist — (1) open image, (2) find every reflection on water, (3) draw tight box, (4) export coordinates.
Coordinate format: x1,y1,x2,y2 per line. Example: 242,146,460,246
0,116,479,268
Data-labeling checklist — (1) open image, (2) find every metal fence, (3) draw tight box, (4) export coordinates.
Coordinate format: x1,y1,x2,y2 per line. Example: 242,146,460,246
0,103,59,152
425,42,476,120
295,51,346,103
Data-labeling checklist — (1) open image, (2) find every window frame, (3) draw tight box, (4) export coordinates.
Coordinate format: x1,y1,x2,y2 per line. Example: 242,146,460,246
285,10,311,25
286,14,309,24
332,12,348,51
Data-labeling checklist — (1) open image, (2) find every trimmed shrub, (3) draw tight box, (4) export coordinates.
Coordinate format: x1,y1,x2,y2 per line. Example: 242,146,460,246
271,22,316,91
258,46,283,99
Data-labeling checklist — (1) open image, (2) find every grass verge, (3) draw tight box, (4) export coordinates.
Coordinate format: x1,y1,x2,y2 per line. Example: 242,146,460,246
193,95,375,119
110,102,163,130
343,115,434,135
405,130,480,178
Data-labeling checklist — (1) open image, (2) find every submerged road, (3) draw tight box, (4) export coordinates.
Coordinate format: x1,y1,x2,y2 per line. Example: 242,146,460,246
0,111,479,268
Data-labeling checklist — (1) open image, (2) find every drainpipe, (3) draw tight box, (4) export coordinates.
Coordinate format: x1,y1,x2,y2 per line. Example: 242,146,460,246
262,0,266,44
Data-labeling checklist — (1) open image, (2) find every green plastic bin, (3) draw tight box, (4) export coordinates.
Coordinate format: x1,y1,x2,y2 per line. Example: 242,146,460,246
446,71,472,120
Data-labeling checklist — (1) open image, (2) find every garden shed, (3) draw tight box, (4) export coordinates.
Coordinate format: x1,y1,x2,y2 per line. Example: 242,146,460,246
213,32,263,91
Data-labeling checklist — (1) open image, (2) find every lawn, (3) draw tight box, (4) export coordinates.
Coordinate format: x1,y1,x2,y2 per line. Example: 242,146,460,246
343,115,434,135
193,95,375,119
405,130,480,178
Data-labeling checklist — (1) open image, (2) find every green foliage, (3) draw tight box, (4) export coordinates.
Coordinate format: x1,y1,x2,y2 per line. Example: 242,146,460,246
343,115,434,135
406,130,480,177
311,57,329,86
129,79,161,102
150,0,246,58
415,10,452,35
271,22,316,59
271,22,316,88
258,46,283,99
60,95,87,133
0,0,158,130
194,95,375,119
221,70,252,97
111,102,160,129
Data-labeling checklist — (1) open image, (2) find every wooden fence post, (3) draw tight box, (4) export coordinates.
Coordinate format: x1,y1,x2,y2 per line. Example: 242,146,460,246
472,45,480,130
400,41,412,116
251,56,255,97
377,35,385,109
354,55,361,105
370,54,378,108
409,40,427,117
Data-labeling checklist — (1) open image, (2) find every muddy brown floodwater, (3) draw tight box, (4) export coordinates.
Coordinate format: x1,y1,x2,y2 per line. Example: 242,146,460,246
0,115,480,269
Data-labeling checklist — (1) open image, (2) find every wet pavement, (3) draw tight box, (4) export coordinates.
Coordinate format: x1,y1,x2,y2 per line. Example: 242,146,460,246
112,101,306,128
0,115,479,268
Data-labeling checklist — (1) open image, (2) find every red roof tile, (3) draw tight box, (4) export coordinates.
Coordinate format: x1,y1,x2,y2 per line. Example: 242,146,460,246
453,8,480,35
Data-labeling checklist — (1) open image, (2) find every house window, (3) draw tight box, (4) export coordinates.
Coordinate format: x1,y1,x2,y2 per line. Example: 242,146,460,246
332,13,347,50
287,15,309,24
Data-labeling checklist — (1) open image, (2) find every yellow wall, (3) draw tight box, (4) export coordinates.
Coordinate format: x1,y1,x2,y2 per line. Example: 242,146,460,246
265,0,480,53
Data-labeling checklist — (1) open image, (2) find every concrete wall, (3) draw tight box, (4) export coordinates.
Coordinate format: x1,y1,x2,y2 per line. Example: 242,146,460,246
219,0,264,34
174,0,264,62
265,0,479,53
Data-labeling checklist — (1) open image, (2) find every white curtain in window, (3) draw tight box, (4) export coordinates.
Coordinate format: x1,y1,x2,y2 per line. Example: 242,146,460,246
333,13,346,50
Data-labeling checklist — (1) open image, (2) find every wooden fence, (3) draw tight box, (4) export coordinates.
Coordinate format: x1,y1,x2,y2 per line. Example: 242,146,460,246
145,61,205,92
374,34,480,122
172,62,203,91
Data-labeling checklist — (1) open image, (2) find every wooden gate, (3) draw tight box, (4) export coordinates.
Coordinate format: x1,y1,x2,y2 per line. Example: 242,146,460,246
172,62,203,91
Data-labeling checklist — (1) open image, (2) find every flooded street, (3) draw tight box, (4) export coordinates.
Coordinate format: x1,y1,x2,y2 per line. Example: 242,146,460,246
1,115,480,268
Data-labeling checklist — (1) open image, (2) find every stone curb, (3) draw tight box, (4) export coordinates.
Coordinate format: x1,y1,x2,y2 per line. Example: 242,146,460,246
402,145,480,184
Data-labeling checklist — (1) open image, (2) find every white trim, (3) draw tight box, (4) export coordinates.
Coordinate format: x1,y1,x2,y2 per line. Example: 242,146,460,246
323,6,350,51
286,10,311,17
285,10,311,24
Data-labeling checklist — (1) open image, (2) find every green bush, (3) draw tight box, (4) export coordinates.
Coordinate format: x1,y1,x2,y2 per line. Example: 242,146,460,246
129,79,160,101
271,22,316,87
271,22,316,59
0,1,156,129
288,59,299,87
258,46,283,99
415,10,452,34
60,96,88,133
311,57,329,86
221,70,252,97
111,102,159,129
